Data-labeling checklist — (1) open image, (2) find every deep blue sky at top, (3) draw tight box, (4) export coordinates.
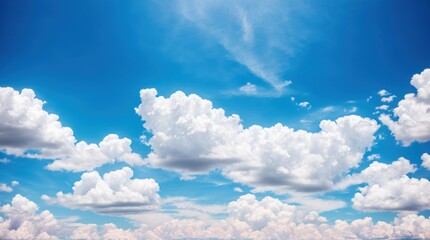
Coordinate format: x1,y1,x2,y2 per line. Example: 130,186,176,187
1,0,430,143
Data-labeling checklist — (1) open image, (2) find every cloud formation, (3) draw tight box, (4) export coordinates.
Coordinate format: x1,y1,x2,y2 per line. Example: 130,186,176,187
337,157,430,211
0,87,144,171
42,167,160,215
0,194,60,240
380,68,430,146
422,153,430,170
4,193,430,239
136,89,379,193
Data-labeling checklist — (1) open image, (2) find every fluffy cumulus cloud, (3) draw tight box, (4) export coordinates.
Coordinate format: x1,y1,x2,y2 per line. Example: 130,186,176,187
42,167,160,215
422,153,430,170
46,134,144,172
0,87,143,171
380,68,430,146
136,89,379,193
0,194,60,240
68,196,430,239
337,157,430,211
0,87,75,157
0,183,13,192
3,194,430,239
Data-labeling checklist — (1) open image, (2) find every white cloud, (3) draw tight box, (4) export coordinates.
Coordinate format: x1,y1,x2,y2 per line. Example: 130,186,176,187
336,157,430,211
42,167,160,215
0,158,11,164
47,134,144,172
0,194,60,240
161,197,226,221
375,105,389,111
4,194,430,239
380,68,430,146
0,87,144,171
381,95,396,103
336,157,415,190
177,0,299,93
0,183,13,192
378,89,389,96
0,87,75,158
422,153,430,170
298,101,310,108
70,224,100,240
11,181,19,187
136,89,379,194
233,187,243,193
352,176,430,211
366,153,380,161
239,82,257,95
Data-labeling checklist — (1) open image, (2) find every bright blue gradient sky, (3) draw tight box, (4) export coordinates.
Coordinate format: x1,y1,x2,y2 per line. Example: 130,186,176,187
1,1,430,239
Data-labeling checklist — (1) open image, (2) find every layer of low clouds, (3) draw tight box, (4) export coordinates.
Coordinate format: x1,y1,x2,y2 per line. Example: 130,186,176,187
380,68,430,146
42,167,160,215
136,88,379,194
0,87,144,171
3,194,430,240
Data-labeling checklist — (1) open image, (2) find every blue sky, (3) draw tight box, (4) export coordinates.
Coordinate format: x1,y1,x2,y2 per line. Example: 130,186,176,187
1,1,430,239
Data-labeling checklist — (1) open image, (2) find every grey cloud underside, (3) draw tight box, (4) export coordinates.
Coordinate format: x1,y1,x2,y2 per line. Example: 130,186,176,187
158,157,241,172
0,125,61,149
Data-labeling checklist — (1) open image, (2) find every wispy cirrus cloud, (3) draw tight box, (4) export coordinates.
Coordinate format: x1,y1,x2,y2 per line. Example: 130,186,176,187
177,0,310,95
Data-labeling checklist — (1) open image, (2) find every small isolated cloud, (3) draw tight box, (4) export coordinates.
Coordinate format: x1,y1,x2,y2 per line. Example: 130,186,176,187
0,183,13,193
378,89,389,97
11,181,19,187
344,106,357,113
239,82,257,95
0,87,144,171
42,167,160,215
233,187,243,193
422,153,430,170
375,105,389,111
366,96,373,102
380,68,430,146
381,95,396,103
367,154,380,161
0,158,11,164
136,89,379,194
298,101,310,108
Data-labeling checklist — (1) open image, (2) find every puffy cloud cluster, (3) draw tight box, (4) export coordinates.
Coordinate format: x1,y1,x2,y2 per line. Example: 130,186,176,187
422,153,430,170
0,183,12,192
67,195,430,240
380,68,430,146
46,134,144,172
0,194,60,240
337,157,430,211
42,167,160,215
0,87,143,171
0,87,75,157
3,194,430,239
136,89,379,193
